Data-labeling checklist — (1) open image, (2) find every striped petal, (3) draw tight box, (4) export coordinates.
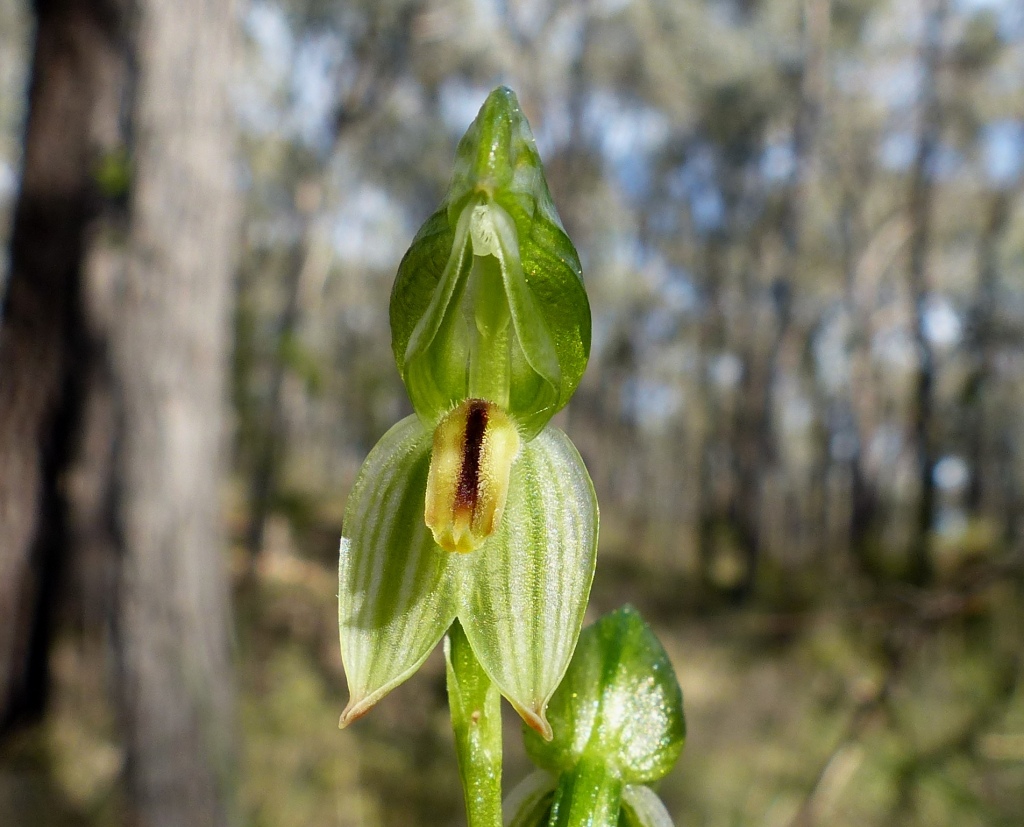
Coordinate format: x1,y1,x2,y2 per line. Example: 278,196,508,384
338,415,457,726
459,425,598,739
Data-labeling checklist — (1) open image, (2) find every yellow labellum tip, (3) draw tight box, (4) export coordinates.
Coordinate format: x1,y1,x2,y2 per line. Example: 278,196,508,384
425,399,520,553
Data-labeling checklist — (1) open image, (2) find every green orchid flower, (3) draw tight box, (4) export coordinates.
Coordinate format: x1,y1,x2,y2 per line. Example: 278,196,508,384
338,87,597,740
390,86,590,439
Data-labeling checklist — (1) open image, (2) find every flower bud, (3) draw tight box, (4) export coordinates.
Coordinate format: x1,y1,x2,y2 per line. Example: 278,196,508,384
523,606,685,784
425,398,521,553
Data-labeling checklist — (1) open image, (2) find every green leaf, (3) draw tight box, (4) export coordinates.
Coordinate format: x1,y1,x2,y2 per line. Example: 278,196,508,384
460,425,599,738
337,415,457,726
390,87,590,437
523,606,685,784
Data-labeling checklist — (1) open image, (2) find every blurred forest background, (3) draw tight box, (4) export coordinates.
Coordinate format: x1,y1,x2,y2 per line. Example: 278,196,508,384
1,0,1023,825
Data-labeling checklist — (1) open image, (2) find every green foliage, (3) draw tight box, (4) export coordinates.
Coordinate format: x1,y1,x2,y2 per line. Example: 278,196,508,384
278,332,325,395
93,147,131,198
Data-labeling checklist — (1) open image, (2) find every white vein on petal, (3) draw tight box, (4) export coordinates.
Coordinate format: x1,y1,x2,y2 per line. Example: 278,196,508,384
348,418,419,607
396,516,429,613
351,453,402,664
538,431,567,690
363,433,421,606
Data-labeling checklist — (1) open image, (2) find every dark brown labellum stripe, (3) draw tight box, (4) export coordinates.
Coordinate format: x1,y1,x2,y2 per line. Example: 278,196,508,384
455,399,488,513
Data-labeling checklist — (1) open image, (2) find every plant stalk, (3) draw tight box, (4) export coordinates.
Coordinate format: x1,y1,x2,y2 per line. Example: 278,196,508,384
547,756,623,827
446,619,504,827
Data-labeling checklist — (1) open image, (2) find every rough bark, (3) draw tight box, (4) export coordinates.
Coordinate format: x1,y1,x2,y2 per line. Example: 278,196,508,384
112,0,239,823
0,0,122,734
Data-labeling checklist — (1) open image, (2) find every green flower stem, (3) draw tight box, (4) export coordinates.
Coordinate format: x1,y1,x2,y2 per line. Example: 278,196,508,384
446,619,503,827
547,756,623,827
467,252,511,406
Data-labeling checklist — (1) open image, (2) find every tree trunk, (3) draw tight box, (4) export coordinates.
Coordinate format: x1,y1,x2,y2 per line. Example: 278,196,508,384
906,0,948,584
112,0,239,823
0,0,122,735
965,193,1009,516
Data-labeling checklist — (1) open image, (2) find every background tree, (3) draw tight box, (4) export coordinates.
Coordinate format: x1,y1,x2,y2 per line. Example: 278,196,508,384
0,0,124,737
111,0,239,822
0,0,239,824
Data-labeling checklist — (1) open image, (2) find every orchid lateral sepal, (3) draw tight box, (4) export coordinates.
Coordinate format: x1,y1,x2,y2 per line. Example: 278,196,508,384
338,415,598,738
